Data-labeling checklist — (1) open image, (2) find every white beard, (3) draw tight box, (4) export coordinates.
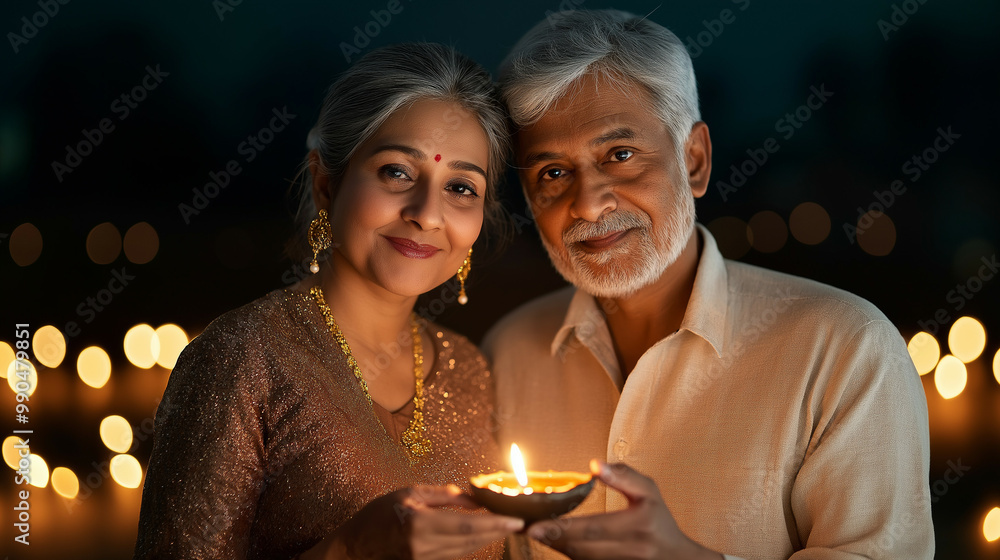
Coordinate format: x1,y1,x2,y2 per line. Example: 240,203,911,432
539,187,696,299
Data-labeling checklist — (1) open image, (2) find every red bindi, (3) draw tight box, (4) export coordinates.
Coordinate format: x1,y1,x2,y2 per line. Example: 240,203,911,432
434,154,442,162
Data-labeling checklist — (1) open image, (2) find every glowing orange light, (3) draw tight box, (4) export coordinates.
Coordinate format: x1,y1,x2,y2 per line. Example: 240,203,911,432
948,316,986,363
10,223,43,266
993,348,1000,387
33,325,66,368
0,341,13,379
985,507,1000,542
907,332,939,376
2,436,26,470
27,454,49,488
511,444,528,487
934,355,967,399
110,454,142,489
77,346,111,388
124,324,160,369
51,467,80,499
154,324,189,369
7,358,38,396
100,415,133,453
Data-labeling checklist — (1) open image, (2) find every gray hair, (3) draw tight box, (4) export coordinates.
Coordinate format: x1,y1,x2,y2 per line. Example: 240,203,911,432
498,9,700,159
287,43,510,262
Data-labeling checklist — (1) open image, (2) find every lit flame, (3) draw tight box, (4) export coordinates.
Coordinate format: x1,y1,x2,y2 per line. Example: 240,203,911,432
511,443,528,487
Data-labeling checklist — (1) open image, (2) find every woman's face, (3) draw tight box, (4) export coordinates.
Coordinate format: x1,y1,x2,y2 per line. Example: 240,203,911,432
322,99,489,298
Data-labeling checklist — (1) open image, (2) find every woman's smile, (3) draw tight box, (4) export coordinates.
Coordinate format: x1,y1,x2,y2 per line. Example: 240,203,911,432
383,235,442,259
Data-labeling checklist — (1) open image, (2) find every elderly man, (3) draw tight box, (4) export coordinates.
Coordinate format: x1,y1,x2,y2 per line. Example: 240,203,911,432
483,9,933,560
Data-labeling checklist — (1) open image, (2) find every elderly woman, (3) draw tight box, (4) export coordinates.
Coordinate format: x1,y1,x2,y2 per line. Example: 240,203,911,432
133,43,522,560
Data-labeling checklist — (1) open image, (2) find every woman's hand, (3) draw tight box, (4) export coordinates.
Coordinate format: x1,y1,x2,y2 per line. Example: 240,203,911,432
302,484,524,560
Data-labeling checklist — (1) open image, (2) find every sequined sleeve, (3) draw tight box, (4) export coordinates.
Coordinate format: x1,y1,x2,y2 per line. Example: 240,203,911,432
133,290,504,559
133,311,270,559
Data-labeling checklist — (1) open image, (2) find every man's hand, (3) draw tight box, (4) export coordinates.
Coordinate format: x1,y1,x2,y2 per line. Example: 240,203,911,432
526,461,722,560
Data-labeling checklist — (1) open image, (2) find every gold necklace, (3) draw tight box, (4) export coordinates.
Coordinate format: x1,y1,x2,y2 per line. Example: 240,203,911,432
308,286,431,461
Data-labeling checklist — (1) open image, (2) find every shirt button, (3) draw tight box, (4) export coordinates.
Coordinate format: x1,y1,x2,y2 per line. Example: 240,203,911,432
613,438,628,461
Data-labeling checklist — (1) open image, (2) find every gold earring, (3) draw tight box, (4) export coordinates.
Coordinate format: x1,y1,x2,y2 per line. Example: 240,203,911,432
456,248,473,305
308,209,332,274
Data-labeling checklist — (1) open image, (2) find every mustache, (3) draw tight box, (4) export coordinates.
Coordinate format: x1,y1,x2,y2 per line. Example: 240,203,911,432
562,211,650,244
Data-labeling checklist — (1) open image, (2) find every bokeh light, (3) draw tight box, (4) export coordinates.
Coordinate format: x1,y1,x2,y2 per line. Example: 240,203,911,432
748,210,788,253
27,454,49,488
707,216,751,259
788,202,831,245
907,332,940,376
124,324,161,369
0,340,14,379
3,436,27,469
985,507,1000,542
994,348,1000,387
110,454,143,489
77,346,112,389
934,355,967,399
948,316,986,363
7,358,38,396
9,222,43,266
856,211,896,256
86,222,122,265
51,466,80,499
32,325,66,368
155,324,189,369
100,415,134,454
124,222,159,264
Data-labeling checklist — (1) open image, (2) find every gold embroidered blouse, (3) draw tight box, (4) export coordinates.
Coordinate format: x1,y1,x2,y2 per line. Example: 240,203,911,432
133,289,503,559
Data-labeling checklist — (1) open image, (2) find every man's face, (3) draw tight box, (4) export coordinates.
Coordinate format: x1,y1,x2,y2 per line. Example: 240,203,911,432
514,74,702,298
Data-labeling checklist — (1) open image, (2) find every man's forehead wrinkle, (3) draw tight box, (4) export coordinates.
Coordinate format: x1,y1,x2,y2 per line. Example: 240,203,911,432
525,111,633,157
580,110,632,131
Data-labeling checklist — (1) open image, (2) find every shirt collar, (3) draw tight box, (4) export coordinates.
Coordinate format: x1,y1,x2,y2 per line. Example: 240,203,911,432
551,223,728,361
682,223,728,358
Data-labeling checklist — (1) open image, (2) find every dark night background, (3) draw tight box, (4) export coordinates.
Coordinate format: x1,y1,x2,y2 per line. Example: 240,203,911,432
1,0,999,558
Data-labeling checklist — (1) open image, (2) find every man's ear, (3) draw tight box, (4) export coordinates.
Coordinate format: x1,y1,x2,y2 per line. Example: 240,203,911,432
309,149,333,211
684,122,712,198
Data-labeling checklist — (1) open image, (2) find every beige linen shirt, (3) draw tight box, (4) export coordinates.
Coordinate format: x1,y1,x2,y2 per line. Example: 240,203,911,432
483,224,933,560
